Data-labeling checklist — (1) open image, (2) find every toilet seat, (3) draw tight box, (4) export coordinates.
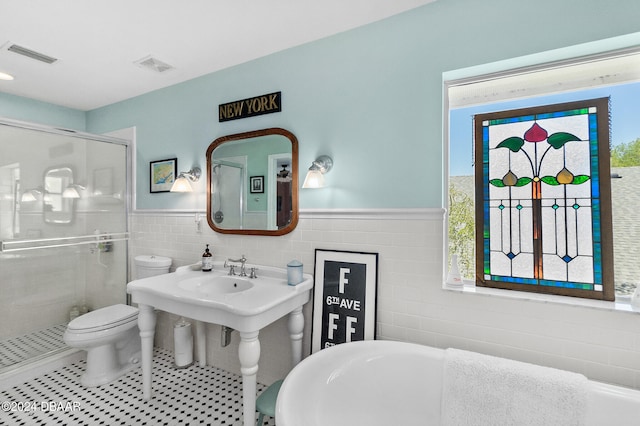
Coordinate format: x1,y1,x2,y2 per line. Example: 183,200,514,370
67,304,138,334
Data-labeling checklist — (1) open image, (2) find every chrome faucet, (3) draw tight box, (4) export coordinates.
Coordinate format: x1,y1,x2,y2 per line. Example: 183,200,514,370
226,255,247,276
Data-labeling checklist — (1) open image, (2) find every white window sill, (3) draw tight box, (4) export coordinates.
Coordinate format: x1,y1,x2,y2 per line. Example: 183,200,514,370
443,281,640,314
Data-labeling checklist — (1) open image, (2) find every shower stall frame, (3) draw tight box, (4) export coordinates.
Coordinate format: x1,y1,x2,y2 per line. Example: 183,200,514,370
0,116,133,386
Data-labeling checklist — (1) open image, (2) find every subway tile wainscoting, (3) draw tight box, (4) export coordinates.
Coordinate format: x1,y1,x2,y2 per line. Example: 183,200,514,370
129,209,640,390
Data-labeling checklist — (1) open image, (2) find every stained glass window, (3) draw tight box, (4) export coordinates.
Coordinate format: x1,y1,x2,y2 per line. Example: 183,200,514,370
474,98,614,300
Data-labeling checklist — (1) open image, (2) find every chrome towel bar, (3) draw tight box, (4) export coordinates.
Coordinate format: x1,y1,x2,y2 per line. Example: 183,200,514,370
0,232,129,253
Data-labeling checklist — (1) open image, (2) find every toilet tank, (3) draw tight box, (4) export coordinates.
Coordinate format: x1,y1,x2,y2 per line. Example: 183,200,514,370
135,255,172,279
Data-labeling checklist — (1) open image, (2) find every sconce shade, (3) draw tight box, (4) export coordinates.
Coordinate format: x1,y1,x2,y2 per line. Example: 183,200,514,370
302,155,333,189
21,189,41,202
170,176,193,192
302,169,325,188
62,187,80,198
62,184,86,199
21,192,37,202
170,167,201,193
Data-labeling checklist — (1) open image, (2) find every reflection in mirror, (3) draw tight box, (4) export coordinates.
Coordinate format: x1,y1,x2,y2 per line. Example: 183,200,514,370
206,128,298,236
43,166,74,224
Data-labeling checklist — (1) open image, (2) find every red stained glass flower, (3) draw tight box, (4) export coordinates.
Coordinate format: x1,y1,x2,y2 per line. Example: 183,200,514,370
523,122,548,143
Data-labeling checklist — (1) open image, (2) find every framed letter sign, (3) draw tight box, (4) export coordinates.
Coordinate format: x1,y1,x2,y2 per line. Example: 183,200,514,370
312,249,378,353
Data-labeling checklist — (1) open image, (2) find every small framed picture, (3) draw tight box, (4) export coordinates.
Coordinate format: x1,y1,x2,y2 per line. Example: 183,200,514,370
150,158,177,193
311,249,378,353
250,176,264,193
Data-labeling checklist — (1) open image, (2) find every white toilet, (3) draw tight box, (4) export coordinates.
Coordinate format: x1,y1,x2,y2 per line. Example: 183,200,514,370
63,255,171,387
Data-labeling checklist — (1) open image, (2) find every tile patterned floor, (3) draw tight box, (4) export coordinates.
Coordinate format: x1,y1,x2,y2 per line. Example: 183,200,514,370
0,348,275,426
0,325,68,370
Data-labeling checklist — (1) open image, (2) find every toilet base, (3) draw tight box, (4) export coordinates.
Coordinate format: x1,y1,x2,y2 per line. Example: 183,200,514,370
72,324,142,387
80,354,141,387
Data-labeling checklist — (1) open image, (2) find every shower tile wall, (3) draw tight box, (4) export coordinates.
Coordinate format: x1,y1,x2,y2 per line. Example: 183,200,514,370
130,210,640,390
1,249,84,337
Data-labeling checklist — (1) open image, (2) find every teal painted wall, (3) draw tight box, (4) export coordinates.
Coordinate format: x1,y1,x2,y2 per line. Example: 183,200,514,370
4,0,640,210
0,92,86,130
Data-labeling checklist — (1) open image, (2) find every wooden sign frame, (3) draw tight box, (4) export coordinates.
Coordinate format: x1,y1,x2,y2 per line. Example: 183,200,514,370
218,91,281,122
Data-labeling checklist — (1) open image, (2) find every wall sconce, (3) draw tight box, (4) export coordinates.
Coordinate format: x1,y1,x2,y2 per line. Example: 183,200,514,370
170,167,201,192
302,155,333,189
62,184,86,199
21,188,43,202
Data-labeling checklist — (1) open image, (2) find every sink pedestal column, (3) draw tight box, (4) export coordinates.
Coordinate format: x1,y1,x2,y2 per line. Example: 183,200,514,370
194,321,206,367
137,304,156,401
288,306,304,365
238,307,305,425
239,331,260,426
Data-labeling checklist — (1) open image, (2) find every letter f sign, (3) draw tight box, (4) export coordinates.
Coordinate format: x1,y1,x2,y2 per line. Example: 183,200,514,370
339,268,350,294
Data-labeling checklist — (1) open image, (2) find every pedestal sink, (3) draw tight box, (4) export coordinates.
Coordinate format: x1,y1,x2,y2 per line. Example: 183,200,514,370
127,261,313,426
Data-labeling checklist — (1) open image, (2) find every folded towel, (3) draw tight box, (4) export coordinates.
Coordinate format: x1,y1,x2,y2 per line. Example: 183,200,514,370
441,348,588,426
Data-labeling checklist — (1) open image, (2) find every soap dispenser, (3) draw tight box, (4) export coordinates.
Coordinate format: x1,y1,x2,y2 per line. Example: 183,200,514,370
202,244,213,272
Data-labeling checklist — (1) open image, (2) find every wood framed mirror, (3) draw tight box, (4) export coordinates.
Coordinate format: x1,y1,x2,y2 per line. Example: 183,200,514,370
206,128,299,236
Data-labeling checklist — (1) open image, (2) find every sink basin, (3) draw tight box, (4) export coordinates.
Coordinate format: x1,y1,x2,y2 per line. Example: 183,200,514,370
127,261,313,332
178,275,254,297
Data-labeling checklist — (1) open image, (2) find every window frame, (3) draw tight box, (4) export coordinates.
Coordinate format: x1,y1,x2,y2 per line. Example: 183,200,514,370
443,43,640,306
473,98,615,301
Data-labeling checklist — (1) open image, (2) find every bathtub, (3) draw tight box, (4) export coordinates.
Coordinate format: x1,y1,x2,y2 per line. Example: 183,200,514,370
276,340,640,426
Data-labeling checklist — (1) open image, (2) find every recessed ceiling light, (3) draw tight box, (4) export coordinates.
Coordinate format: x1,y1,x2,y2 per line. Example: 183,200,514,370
0,71,14,81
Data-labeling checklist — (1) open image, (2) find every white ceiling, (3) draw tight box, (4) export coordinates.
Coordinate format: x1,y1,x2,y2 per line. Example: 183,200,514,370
0,0,436,111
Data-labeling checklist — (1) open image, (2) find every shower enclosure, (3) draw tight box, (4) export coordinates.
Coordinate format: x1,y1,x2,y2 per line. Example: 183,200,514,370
0,118,129,374
211,159,245,229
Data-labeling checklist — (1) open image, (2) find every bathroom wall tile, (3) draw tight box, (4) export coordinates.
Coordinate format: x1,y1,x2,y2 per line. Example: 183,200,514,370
480,326,523,348
377,323,408,341
393,313,421,330
585,361,636,389
498,346,545,366
539,352,587,375
130,211,640,391
464,340,507,359
609,347,640,370
433,333,472,351
404,328,438,347
635,370,640,389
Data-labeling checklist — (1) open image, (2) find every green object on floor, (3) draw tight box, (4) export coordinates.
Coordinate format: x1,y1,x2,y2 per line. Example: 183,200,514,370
256,379,284,425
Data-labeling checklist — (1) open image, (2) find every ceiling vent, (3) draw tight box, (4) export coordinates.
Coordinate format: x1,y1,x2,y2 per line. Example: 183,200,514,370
134,55,174,73
6,43,58,64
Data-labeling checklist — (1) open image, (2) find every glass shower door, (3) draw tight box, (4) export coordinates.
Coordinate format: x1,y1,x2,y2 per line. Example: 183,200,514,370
0,120,129,372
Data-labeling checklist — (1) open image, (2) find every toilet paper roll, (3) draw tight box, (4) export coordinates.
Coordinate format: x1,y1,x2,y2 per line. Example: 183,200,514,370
174,320,193,368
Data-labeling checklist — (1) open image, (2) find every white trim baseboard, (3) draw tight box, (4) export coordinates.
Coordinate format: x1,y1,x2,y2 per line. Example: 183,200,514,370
299,208,444,220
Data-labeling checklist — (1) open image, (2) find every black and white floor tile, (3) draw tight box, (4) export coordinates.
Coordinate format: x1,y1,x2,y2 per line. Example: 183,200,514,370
0,325,68,369
1,348,275,425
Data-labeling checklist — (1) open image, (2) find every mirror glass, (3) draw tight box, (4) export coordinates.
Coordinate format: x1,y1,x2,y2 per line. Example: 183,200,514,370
44,166,74,224
206,128,298,236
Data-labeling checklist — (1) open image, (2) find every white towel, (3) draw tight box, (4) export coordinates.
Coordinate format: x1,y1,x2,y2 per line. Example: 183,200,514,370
441,348,588,426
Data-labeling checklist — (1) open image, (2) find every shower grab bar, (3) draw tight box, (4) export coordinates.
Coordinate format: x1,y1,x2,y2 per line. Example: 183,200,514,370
0,232,129,253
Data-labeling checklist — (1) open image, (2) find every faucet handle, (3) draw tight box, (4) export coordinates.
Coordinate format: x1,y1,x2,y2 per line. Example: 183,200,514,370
228,265,236,276
249,267,258,279
228,255,248,264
